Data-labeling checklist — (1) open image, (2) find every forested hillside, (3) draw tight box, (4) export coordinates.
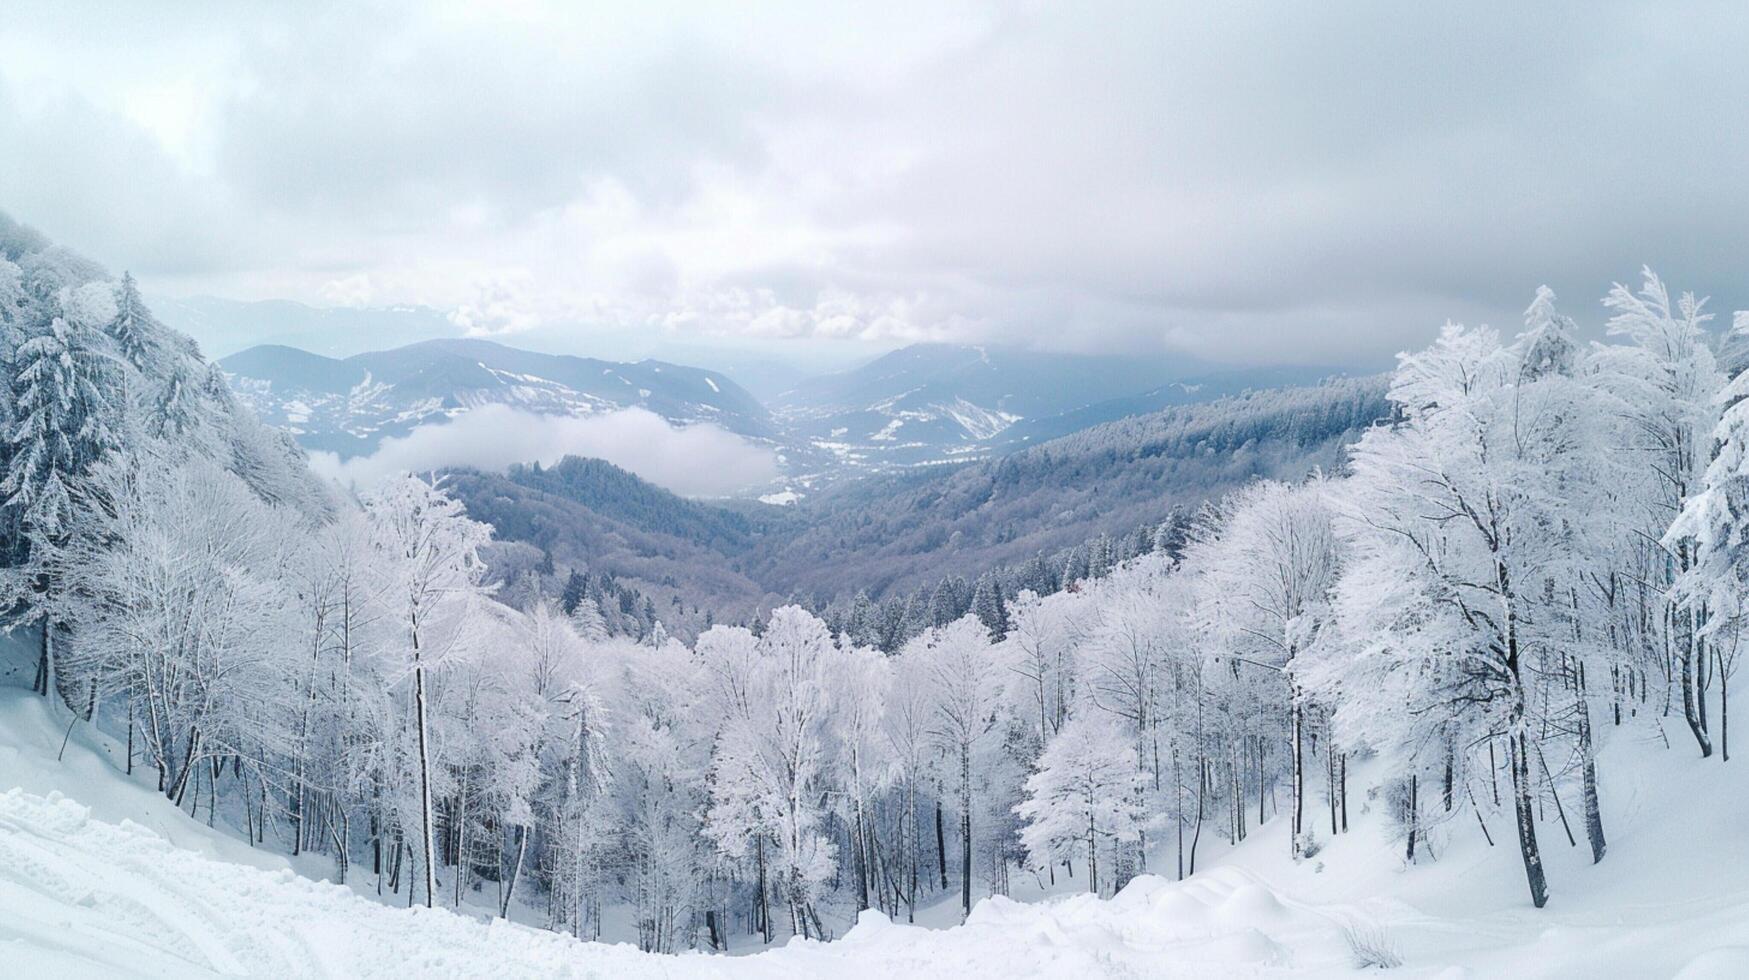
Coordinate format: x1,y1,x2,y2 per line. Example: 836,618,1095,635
745,375,1390,598
437,378,1389,622
443,459,783,631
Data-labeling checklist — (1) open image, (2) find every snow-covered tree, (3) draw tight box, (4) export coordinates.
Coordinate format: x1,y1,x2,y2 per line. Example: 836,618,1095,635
1016,711,1143,895
1597,268,1724,757
700,609,844,940
1668,309,1749,763
1191,477,1340,856
364,473,494,908
914,615,1002,920
3,303,118,700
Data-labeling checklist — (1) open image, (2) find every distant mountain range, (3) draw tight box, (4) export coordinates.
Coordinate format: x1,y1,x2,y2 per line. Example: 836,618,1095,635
771,343,1190,470
763,344,1347,482
219,338,773,459
218,332,1347,492
152,295,865,399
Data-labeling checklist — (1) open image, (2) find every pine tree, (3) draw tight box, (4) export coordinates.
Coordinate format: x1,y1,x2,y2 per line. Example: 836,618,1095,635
3,306,117,702
570,596,609,642
4,312,116,543
105,272,158,371
928,578,962,627
1519,285,1579,381
970,573,1009,640
560,569,587,615
846,590,879,648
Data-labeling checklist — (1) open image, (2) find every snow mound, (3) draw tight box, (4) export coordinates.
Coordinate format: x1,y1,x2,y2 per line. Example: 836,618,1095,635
1675,947,1749,980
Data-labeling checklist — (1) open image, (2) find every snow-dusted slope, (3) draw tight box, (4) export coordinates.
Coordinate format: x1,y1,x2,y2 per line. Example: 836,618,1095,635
0,793,1374,978
5,683,1749,978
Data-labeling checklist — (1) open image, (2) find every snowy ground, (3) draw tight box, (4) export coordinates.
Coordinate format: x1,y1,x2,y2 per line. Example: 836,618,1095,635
3,682,1749,977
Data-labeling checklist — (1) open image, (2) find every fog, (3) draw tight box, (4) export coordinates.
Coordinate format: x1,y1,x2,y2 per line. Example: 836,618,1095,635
308,405,779,497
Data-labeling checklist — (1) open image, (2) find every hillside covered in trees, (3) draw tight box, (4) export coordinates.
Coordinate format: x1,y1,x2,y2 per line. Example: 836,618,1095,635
440,376,1390,633
5,214,1749,976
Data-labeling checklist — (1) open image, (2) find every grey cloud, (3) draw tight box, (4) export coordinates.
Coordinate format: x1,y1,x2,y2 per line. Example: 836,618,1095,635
0,80,259,279
5,1,1749,367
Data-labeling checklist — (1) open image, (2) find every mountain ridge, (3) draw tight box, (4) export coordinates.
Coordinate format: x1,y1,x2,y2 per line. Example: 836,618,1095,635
219,337,775,459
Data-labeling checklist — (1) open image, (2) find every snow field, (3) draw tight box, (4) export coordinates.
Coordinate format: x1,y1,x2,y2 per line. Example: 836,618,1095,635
7,701,1749,979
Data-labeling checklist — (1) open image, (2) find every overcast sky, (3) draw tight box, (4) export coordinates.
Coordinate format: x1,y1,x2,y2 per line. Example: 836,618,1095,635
4,1,1747,369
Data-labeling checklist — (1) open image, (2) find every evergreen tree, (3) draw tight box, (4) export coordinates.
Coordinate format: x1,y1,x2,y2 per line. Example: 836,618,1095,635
105,272,158,371
561,569,587,615
970,573,1010,640
4,311,116,545
928,578,962,627
1061,547,1089,589
846,590,879,648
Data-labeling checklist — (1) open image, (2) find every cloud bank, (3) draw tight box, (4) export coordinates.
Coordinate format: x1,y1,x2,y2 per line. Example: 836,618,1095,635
6,2,1749,368
309,406,778,497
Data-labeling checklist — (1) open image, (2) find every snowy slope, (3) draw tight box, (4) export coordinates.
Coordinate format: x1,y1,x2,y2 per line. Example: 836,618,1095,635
5,684,1749,977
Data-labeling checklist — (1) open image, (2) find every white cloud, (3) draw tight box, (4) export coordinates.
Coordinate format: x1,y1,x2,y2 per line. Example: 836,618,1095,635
308,405,778,497
319,272,374,307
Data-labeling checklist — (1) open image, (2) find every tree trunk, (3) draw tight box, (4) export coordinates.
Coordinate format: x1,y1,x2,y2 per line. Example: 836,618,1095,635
1290,702,1304,855
1489,741,1500,806
331,810,351,885
1442,742,1455,812
755,835,771,944
1510,734,1549,908
501,825,526,918
414,664,438,908
1575,661,1606,863
1719,648,1730,763
1680,606,1714,757
854,800,870,911
1405,773,1418,863
1256,735,1265,829
170,727,201,805
1174,745,1184,880
1339,752,1348,833
959,808,972,920
705,910,724,952
1189,757,1205,874
454,784,469,908
907,779,918,921
1327,737,1337,835
1535,743,1577,849
1087,806,1098,895
935,802,949,891
38,623,52,700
